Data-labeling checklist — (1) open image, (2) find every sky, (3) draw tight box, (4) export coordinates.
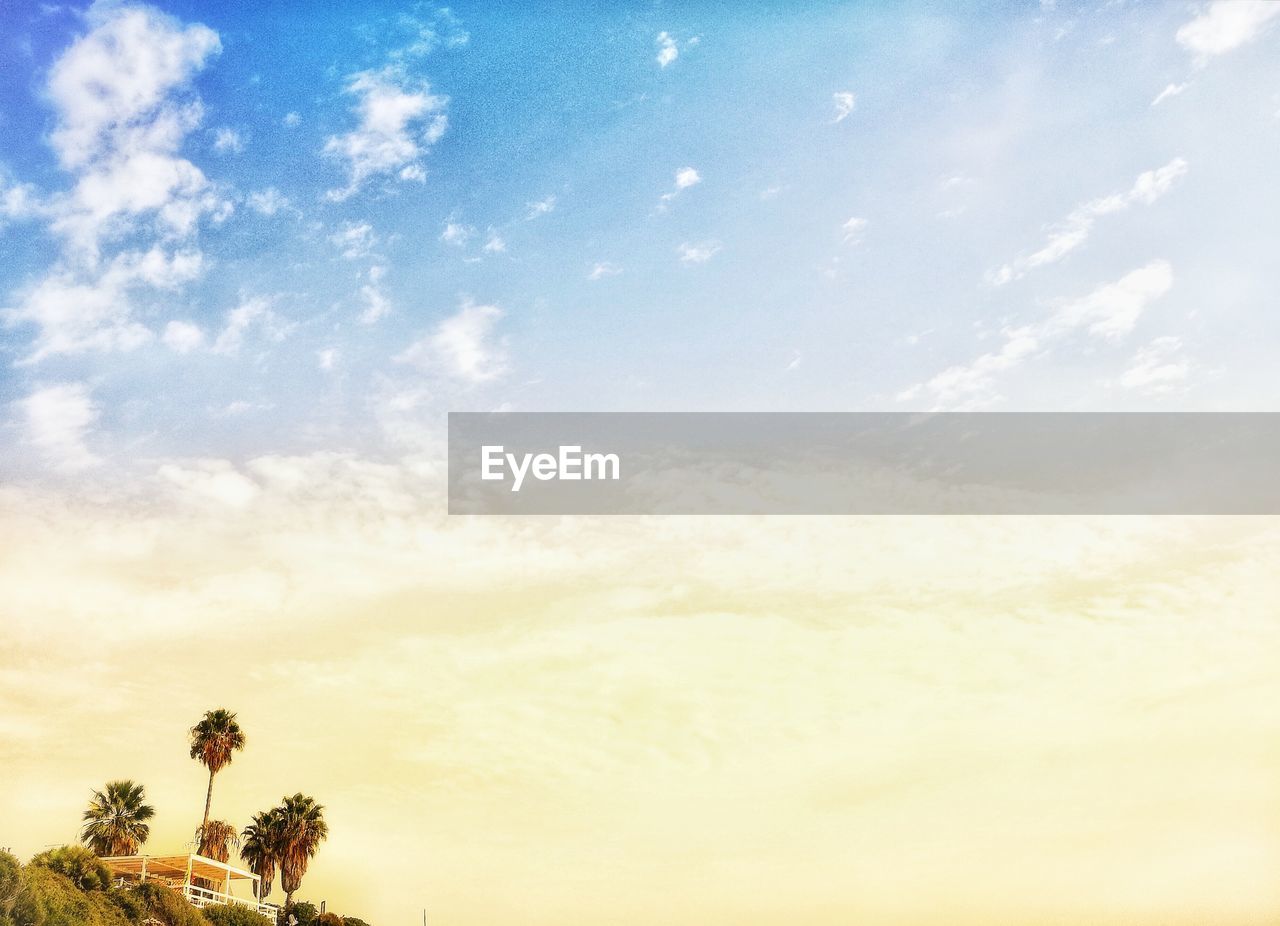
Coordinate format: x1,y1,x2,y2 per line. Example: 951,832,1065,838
1,2,1280,925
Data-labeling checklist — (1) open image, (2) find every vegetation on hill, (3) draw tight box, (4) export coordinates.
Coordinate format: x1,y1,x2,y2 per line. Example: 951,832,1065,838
0,850,372,926
5,707,369,925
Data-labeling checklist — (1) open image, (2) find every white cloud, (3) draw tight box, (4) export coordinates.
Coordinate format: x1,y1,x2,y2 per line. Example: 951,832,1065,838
988,159,1187,286
678,241,721,265
439,221,474,246
360,284,391,324
5,4,229,364
655,31,679,67
45,2,224,254
395,298,506,383
831,91,856,123
392,5,470,58
842,216,868,245
318,348,340,371
1151,82,1189,106
896,329,1040,409
1045,259,1174,341
282,111,301,127
587,261,622,280
659,168,701,209
246,188,288,216
902,261,1173,409
526,195,556,219
13,382,100,472
324,66,448,201
1,170,45,224
331,221,377,259
212,296,288,354
161,319,204,353
674,167,701,190
157,458,260,508
1176,0,1280,66
6,247,202,362
212,126,244,154
482,230,506,253
1120,336,1191,394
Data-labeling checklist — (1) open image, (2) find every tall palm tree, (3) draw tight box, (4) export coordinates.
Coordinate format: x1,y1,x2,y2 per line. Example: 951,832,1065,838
81,780,155,856
240,809,283,901
195,819,240,862
188,709,246,834
275,794,328,917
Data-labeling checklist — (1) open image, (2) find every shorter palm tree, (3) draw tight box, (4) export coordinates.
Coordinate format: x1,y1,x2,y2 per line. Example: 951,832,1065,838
81,780,154,856
276,794,328,917
195,820,240,863
240,809,283,901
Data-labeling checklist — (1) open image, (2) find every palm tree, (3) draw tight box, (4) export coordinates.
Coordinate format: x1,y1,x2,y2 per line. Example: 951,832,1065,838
240,809,283,900
81,780,155,856
275,794,328,917
195,819,240,862
188,709,246,834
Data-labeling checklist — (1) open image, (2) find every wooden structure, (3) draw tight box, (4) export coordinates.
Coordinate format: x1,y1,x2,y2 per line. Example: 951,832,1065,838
101,853,277,921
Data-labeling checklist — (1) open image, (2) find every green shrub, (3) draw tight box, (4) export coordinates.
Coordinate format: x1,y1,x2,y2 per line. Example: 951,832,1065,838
128,881,208,926
290,901,317,925
315,914,342,926
10,865,132,926
29,846,111,892
106,887,144,923
0,851,21,915
202,904,275,926
342,919,371,926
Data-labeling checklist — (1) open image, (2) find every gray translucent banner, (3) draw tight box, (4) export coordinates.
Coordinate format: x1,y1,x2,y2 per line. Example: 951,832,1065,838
447,413,1280,515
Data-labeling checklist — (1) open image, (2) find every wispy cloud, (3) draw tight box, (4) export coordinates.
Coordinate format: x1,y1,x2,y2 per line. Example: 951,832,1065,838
212,126,245,154
587,261,622,280
1151,82,1189,106
902,261,1174,408
212,296,290,355
526,195,557,219
1120,336,1191,395
359,281,391,324
161,319,204,353
659,167,701,210
246,187,289,216
1176,0,1280,66
440,221,474,246
331,221,378,259
988,159,1187,286
324,66,448,201
13,382,100,472
655,31,679,67
678,241,721,265
831,91,856,123
7,247,203,362
842,216,868,245
395,299,507,383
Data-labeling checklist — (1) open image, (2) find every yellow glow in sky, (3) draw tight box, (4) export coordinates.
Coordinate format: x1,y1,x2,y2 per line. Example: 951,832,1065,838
2,466,1278,924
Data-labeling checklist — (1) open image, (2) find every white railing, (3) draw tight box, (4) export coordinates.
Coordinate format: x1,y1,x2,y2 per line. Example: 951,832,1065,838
181,883,277,920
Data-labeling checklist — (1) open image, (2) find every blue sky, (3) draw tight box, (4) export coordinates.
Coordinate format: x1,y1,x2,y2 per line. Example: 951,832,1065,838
2,0,1280,476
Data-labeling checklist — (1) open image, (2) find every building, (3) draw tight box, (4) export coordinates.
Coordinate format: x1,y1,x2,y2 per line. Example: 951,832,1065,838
101,853,278,921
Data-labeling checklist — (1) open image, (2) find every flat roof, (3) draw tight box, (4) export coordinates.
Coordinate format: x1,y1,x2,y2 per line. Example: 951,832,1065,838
100,853,260,884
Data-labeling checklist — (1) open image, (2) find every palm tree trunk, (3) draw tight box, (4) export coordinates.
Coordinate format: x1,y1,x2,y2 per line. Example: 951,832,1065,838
201,769,215,836
284,891,294,921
